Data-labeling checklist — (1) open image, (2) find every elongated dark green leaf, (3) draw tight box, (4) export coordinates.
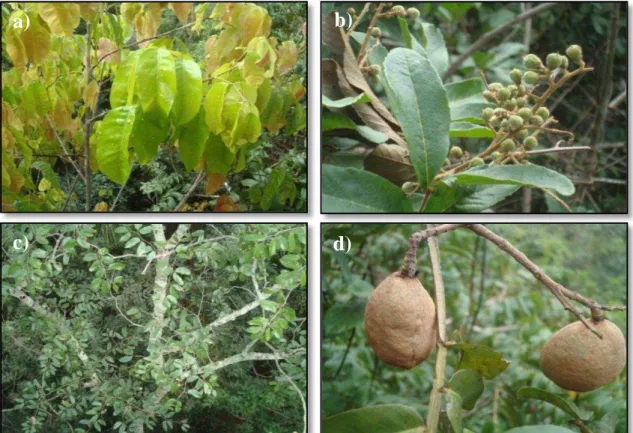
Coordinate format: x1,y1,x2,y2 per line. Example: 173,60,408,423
418,23,449,76
129,109,169,165
383,48,450,190
204,133,235,174
449,122,494,138
453,165,575,196
517,387,593,421
96,106,136,184
322,165,413,213
324,300,365,334
504,426,577,433
454,343,509,379
322,93,371,108
178,108,209,171
323,404,424,433
172,57,202,125
448,370,484,410
445,78,492,123
445,389,463,433
454,185,519,212
322,112,356,131
135,47,177,124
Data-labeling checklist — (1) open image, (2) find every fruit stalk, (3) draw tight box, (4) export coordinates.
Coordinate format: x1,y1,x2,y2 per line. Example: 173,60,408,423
425,236,447,433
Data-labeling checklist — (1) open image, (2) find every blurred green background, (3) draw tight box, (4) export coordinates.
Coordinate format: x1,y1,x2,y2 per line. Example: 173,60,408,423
322,224,627,431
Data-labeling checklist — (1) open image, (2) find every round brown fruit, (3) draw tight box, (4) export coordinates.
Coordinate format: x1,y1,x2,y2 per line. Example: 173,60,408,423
364,272,437,369
540,319,626,392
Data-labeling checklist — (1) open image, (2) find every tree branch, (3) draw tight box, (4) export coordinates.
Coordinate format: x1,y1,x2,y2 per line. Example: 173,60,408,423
174,170,206,211
425,234,447,433
207,294,271,330
207,349,306,373
443,3,557,79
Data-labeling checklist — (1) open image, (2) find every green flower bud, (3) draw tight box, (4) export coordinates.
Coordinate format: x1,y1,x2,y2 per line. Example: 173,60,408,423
443,158,451,166
507,84,518,96
517,107,532,120
391,5,406,16
509,115,524,129
516,129,529,139
347,7,356,14
493,108,507,117
510,69,523,84
406,7,420,19
523,136,538,149
546,53,562,69
523,54,543,69
530,115,544,126
501,139,516,152
401,182,418,194
523,71,539,85
515,96,527,107
483,90,496,102
488,82,503,91
498,89,510,102
491,151,502,160
470,157,485,167
566,44,582,62
504,99,517,111
489,116,501,127
560,55,569,70
369,64,382,75
449,146,463,158
535,107,550,119
500,119,509,130
516,85,526,97
370,27,381,37
482,107,494,121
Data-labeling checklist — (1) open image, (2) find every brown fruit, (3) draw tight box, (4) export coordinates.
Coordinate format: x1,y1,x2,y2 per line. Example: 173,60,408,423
364,272,437,369
540,319,626,392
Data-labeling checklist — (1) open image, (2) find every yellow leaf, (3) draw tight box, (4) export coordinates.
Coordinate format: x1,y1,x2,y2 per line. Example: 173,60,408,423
97,38,119,63
39,4,80,36
204,82,229,135
93,201,109,212
83,81,100,113
6,11,51,71
239,5,271,46
38,178,52,192
206,173,226,194
170,2,193,23
79,3,105,23
121,3,142,23
51,97,73,131
276,41,299,75
8,168,25,193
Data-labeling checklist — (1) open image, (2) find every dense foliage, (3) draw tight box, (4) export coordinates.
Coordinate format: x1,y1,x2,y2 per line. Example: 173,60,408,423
322,224,626,432
2,224,307,433
1,3,307,212
321,3,626,213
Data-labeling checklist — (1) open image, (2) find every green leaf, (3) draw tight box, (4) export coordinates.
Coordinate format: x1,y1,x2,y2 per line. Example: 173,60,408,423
110,51,141,108
504,426,577,433
446,78,492,123
324,300,365,335
31,248,48,258
453,165,575,196
322,165,413,213
172,57,202,125
322,93,371,108
418,23,449,77
126,308,139,316
178,108,209,171
129,109,169,165
119,356,132,363
383,48,450,190
96,106,137,184
323,404,424,433
596,411,619,433
454,343,509,379
175,267,191,275
516,387,592,421
279,254,301,270
135,47,177,124
204,133,235,174
124,238,140,249
449,122,495,138
204,82,229,134
445,389,463,433
322,112,356,131
356,125,388,144
448,370,484,410
453,185,519,212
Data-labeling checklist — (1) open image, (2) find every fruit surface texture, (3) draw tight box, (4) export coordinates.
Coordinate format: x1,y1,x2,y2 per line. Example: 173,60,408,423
540,319,626,392
364,273,437,369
